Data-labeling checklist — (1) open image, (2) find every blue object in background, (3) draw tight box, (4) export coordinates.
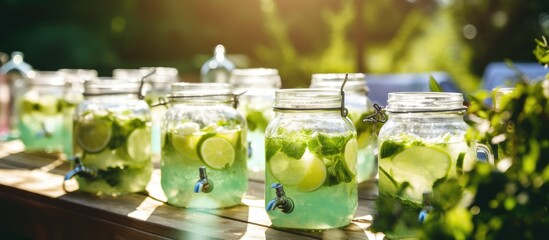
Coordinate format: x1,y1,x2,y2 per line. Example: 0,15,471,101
481,62,548,90
365,72,460,106
481,62,548,106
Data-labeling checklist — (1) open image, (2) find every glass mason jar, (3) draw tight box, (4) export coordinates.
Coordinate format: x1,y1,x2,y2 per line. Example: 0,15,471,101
58,69,98,156
67,78,152,196
265,89,358,230
377,92,491,206
18,71,66,153
140,67,179,160
161,82,247,209
230,68,281,180
310,73,378,184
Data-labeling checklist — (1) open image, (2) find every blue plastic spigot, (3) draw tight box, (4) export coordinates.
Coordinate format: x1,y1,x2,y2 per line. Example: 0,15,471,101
63,156,97,192
266,183,294,214
418,192,433,223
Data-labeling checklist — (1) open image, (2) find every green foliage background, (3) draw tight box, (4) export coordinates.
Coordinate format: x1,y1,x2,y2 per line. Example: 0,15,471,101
1,0,548,90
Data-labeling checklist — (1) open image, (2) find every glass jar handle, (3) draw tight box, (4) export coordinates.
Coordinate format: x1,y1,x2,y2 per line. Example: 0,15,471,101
477,143,494,165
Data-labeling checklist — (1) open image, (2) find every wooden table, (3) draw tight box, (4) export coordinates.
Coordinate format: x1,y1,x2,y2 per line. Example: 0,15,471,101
0,140,384,240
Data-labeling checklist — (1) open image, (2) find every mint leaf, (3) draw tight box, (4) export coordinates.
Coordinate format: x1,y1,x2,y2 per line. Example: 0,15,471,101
309,132,352,157
456,152,465,175
429,74,444,92
246,109,269,131
98,166,125,187
379,140,406,159
325,155,353,186
265,137,283,161
281,131,308,159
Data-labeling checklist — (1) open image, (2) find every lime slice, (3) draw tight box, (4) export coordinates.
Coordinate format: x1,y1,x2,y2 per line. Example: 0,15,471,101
198,136,235,169
76,119,112,153
392,146,451,181
296,155,327,192
218,130,241,148
171,132,202,162
127,128,151,162
389,146,451,202
343,138,358,176
269,151,308,186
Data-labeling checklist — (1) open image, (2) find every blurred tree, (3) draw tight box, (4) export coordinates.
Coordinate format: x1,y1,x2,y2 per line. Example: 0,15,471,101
0,0,546,89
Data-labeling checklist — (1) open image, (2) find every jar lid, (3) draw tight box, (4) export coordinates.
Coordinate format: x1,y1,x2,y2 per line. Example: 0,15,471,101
112,68,144,81
27,71,65,86
58,69,98,84
310,73,368,93
230,68,281,89
84,78,142,96
385,92,466,113
140,67,179,83
274,88,342,110
171,82,233,96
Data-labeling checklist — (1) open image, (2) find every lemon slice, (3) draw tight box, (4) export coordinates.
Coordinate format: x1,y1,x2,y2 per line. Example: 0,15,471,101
198,136,235,169
344,138,358,176
296,155,327,192
171,132,202,162
76,119,112,153
127,128,151,162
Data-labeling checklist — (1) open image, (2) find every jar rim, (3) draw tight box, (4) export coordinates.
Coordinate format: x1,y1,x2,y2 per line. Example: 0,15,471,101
27,71,65,86
230,68,281,89
274,88,342,110
84,78,142,96
386,92,466,112
310,73,368,93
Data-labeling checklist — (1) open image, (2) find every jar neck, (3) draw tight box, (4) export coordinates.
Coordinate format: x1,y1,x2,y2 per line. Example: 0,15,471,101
85,93,140,101
274,88,342,110
386,92,465,113
387,111,465,122
275,109,342,117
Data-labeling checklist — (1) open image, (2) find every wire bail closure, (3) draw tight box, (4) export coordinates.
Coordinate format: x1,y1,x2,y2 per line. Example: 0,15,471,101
363,103,387,124
138,68,157,100
340,74,349,118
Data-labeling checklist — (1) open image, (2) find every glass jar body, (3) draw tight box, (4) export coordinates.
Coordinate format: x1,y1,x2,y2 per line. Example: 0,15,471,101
18,71,66,153
73,94,152,196
265,109,358,229
231,68,281,180
377,92,476,206
160,84,247,209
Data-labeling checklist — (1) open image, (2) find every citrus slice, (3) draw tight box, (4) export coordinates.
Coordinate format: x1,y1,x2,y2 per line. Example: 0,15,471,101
269,151,306,186
217,130,241,148
343,138,358,176
171,132,202,162
296,155,327,192
389,146,451,202
76,119,112,153
198,136,235,169
127,128,151,162
391,146,451,181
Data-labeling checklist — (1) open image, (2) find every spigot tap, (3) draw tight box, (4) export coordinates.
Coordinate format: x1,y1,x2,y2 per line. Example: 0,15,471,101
194,166,214,193
266,183,294,214
418,192,434,223
63,156,97,192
